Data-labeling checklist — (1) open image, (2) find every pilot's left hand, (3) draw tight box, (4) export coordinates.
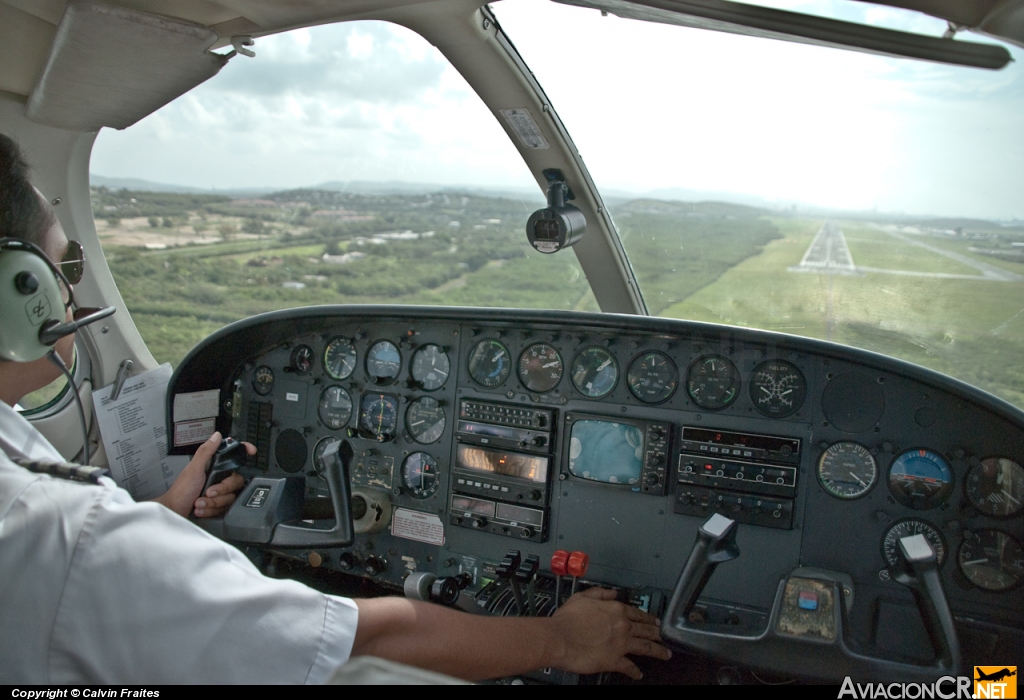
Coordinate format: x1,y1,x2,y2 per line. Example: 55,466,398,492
152,431,253,519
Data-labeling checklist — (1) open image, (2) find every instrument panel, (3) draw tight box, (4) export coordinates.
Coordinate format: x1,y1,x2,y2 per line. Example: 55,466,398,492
168,306,1024,676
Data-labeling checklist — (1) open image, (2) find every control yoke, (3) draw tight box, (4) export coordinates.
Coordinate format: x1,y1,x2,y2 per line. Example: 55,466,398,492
661,515,961,682
195,437,354,549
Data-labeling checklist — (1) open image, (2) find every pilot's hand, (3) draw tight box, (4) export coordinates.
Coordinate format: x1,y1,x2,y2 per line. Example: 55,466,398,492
152,431,254,519
551,587,671,680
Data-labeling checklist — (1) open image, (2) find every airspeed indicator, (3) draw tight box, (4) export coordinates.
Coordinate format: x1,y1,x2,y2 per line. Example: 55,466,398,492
323,337,357,380
817,442,877,499
468,339,511,388
571,347,618,398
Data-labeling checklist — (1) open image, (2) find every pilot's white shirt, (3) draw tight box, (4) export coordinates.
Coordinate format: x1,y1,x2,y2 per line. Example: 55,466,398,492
0,403,359,684
0,398,66,462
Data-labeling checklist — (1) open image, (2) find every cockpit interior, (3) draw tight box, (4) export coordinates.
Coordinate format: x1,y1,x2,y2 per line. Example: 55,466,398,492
2,0,1023,685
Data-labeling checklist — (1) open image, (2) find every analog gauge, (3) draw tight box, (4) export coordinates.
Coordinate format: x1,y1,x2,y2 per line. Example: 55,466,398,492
366,340,401,382
251,365,275,396
571,347,618,398
817,442,878,499
958,529,1024,592
518,343,564,393
318,386,353,430
627,352,678,403
749,360,806,418
882,518,946,569
411,344,450,391
406,396,446,444
966,457,1024,518
359,393,399,440
686,355,741,410
290,344,314,374
313,437,341,474
402,452,440,499
323,336,357,380
888,449,954,510
468,339,511,388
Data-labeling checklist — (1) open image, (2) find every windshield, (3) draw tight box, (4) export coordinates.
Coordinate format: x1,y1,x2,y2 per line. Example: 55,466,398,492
495,0,1024,411
90,21,596,367
89,5,1024,413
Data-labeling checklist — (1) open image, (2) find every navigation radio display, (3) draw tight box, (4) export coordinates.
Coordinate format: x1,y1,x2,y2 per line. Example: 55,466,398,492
568,419,644,485
456,445,548,484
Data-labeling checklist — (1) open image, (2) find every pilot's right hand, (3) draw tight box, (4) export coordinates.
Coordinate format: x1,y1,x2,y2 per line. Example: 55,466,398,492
551,587,671,680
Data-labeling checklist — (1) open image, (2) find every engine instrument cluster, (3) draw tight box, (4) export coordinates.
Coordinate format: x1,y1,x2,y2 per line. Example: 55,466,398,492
168,306,1024,677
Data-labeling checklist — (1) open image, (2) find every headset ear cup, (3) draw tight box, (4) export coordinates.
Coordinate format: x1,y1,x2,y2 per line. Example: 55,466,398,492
0,244,67,362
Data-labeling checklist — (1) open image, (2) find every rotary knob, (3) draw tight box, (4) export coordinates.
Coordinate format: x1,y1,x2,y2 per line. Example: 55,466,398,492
364,555,388,576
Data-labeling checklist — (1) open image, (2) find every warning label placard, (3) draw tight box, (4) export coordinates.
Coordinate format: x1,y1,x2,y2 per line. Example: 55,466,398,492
500,108,549,149
391,508,445,546
173,417,216,446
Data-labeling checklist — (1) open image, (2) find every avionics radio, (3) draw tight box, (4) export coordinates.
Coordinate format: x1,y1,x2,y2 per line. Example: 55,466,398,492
675,427,801,529
451,400,555,541
449,445,550,541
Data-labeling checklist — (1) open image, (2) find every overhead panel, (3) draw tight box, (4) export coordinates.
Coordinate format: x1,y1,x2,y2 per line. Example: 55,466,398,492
26,0,230,131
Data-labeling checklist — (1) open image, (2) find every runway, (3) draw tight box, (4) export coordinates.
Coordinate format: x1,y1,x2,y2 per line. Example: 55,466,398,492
788,221,858,275
789,222,1023,282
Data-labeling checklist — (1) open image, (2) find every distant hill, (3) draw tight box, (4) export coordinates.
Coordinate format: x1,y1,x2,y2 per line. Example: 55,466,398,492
89,174,540,201
89,174,1017,228
89,174,798,210
90,175,274,197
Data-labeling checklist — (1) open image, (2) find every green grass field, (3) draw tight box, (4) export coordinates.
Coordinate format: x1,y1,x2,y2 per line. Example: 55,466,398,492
660,218,1024,408
842,225,981,275
98,189,1024,411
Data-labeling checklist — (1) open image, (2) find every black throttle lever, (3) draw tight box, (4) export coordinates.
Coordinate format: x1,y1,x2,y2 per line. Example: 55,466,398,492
893,533,961,675
663,513,740,634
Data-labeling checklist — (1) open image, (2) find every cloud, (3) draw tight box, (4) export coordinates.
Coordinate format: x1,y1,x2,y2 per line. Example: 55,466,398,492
91,3,1023,217
212,22,447,103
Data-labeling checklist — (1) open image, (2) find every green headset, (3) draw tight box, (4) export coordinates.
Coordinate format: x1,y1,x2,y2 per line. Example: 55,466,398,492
0,237,114,363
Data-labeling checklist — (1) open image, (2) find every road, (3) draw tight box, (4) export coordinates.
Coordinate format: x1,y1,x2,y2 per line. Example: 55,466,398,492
870,226,1024,282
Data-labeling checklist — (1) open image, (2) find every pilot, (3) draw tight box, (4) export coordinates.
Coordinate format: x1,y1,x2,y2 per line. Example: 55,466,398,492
0,134,672,683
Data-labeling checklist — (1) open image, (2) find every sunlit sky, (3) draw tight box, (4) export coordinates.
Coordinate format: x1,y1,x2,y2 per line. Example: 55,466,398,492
91,0,1024,219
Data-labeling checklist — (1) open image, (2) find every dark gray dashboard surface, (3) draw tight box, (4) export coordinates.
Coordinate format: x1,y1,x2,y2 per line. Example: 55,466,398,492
168,305,1024,673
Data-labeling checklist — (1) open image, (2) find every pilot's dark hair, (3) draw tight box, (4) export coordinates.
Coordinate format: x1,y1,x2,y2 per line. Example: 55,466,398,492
0,133,56,246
